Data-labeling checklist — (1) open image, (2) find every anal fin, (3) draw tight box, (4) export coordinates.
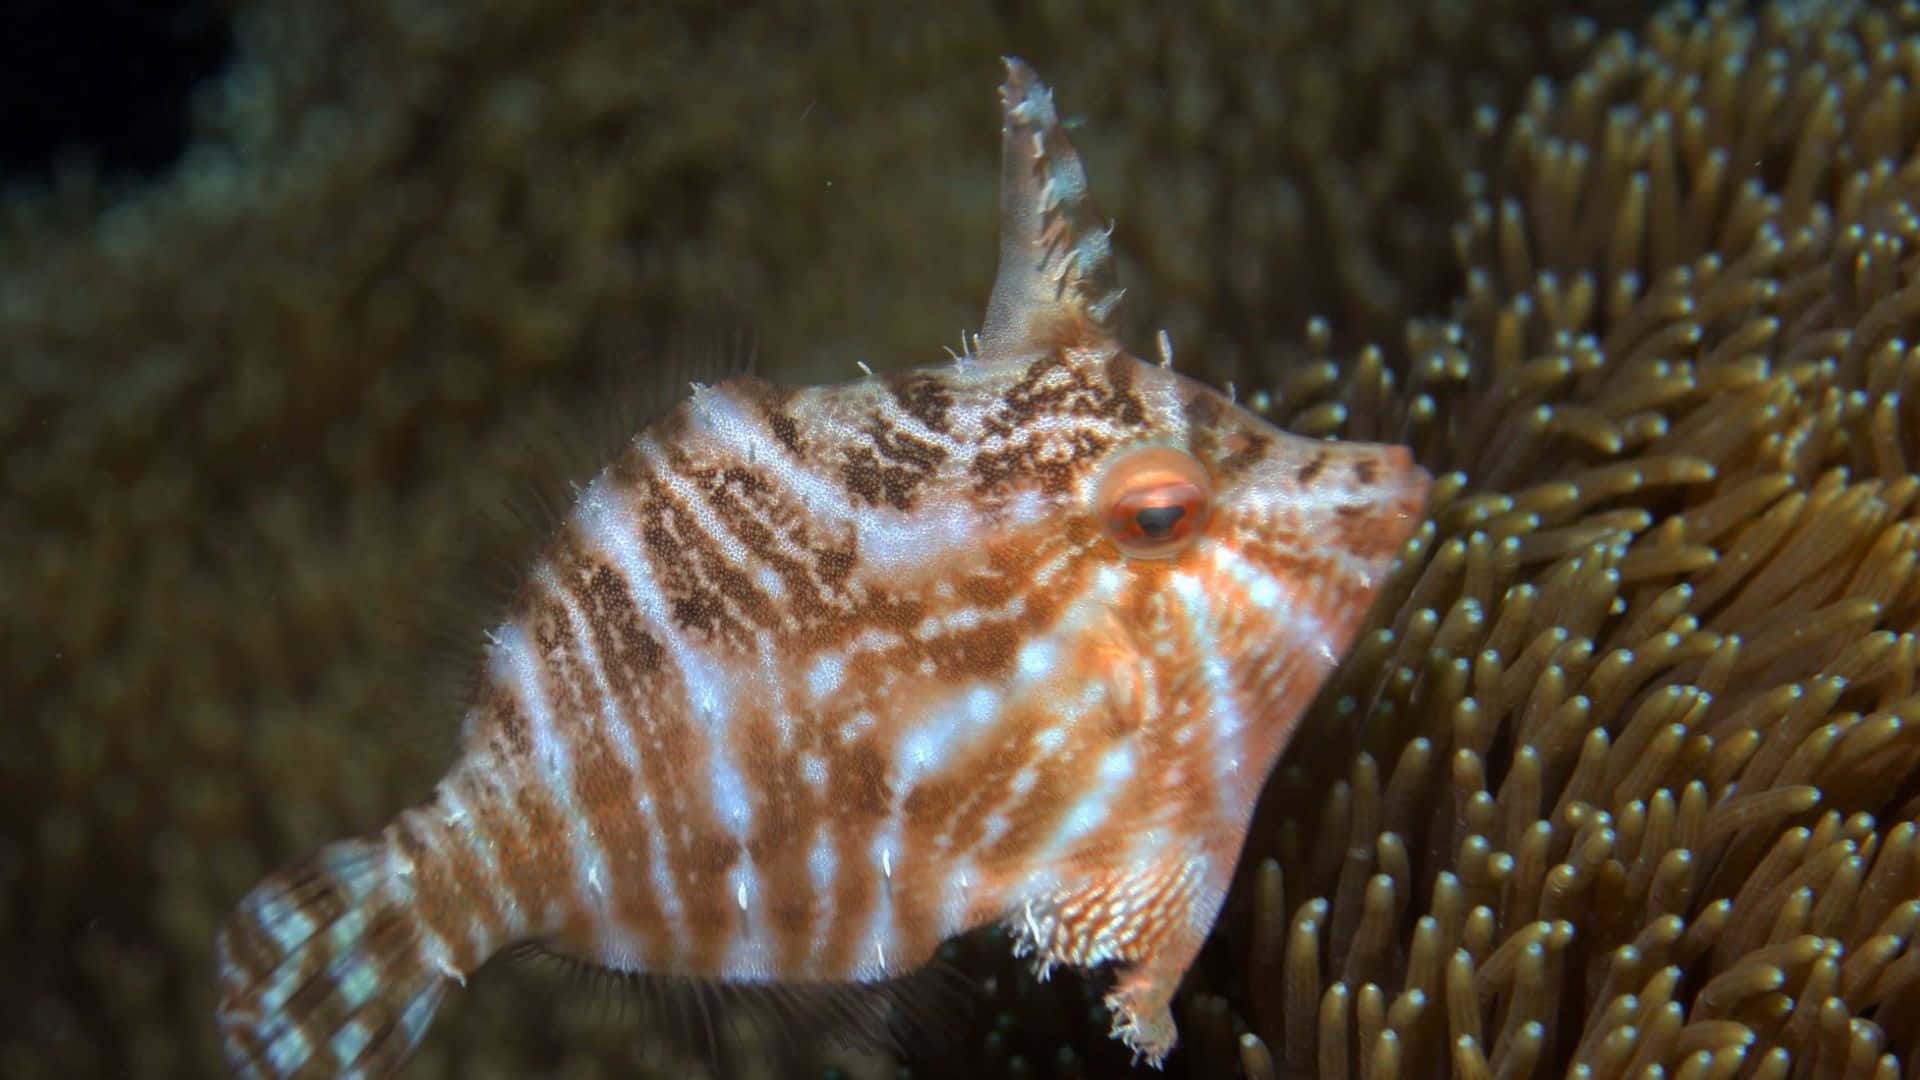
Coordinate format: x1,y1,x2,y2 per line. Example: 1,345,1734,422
1007,850,1227,1068
503,943,976,1077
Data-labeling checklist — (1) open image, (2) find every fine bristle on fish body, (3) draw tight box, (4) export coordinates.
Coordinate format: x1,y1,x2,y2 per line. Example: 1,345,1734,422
213,57,1432,1076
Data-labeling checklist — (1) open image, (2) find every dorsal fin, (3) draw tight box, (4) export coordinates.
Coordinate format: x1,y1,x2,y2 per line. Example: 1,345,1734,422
978,57,1124,363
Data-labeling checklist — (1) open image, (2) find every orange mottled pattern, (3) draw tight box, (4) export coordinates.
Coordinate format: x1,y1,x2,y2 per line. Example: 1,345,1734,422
212,58,1430,1077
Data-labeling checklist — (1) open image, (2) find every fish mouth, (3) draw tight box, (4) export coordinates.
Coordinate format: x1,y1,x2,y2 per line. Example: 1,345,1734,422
1381,446,1437,523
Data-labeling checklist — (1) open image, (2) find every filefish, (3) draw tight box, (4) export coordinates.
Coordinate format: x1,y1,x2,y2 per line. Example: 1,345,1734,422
213,57,1431,1076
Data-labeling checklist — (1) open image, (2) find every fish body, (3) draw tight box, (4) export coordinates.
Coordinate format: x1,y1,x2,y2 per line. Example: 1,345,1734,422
214,58,1430,1076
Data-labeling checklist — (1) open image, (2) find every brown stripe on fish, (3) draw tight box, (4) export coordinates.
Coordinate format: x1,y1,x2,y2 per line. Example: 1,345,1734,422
993,348,1148,429
1179,390,1273,480
538,534,684,968
899,710,1035,864
897,587,1113,868
611,445,761,648
720,373,808,459
969,351,1147,497
970,427,1113,500
818,733,893,978
974,698,1114,869
729,706,827,976
673,825,749,976
472,680,534,759
882,369,957,434
416,779,525,966
438,761,557,945
387,810,495,973
602,720,709,976
492,774,594,948
647,713,746,977
499,591,633,953
646,439,798,638
541,522,748,977
684,461,846,628
1295,451,1328,486
840,433,939,511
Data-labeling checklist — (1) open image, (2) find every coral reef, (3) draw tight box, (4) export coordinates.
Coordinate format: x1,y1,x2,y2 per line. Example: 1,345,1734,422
9,0,1920,1077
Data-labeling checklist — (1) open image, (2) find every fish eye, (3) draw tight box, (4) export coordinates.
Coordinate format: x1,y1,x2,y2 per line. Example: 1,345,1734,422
1094,446,1213,559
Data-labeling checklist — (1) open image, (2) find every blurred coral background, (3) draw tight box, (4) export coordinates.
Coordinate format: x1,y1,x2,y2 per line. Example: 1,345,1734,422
9,0,1920,1076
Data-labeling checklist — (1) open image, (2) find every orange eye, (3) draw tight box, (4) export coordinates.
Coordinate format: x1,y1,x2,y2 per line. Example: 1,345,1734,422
1094,446,1213,559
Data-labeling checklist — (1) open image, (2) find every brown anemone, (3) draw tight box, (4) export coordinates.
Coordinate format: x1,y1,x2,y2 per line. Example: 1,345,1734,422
1179,2,1920,1076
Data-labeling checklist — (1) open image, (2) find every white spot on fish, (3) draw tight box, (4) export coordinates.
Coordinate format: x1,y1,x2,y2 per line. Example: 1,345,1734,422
1248,572,1281,610
710,740,753,835
329,1018,372,1070
1018,638,1057,681
966,685,998,724
1058,796,1108,845
981,812,1011,845
808,654,845,700
838,711,877,743
808,828,836,894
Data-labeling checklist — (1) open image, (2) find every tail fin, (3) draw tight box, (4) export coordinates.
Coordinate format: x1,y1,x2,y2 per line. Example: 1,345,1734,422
213,836,456,1078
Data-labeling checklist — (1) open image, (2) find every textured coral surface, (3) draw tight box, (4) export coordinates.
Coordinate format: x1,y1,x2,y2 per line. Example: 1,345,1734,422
10,0,1920,1077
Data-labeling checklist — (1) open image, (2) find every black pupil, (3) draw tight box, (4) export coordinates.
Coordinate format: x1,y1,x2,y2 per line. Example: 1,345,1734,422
1133,504,1186,538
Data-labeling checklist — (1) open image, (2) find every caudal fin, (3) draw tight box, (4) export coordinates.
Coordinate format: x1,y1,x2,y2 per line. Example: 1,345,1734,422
213,836,456,1078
